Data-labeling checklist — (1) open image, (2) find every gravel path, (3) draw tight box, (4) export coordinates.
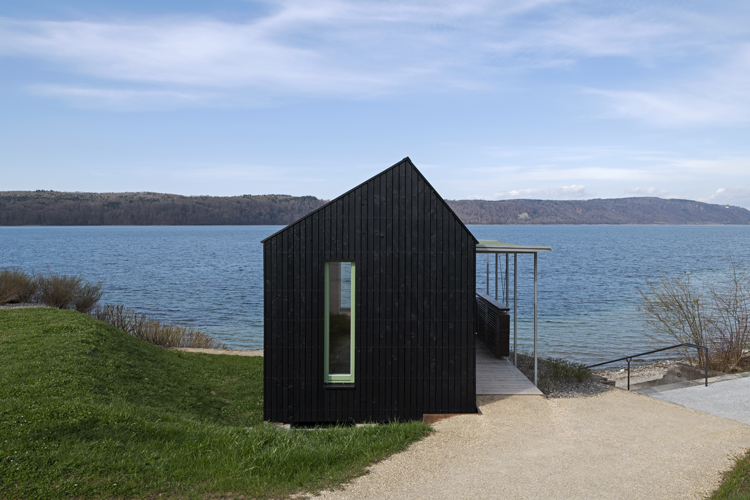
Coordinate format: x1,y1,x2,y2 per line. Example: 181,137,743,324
309,390,750,500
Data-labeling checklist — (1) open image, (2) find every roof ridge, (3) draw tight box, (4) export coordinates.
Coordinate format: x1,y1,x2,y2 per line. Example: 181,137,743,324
261,157,477,244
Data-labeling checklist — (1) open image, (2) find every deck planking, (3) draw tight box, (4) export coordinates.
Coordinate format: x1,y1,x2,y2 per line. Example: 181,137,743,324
476,338,543,396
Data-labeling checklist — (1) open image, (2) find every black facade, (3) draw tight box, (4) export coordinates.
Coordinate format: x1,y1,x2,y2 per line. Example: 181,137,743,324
262,158,477,423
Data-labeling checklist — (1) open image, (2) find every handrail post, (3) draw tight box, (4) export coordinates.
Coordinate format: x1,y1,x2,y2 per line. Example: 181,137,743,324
627,358,631,390
704,347,708,387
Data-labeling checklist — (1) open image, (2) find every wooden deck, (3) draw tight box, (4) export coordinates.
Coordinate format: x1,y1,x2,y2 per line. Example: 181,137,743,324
476,338,544,396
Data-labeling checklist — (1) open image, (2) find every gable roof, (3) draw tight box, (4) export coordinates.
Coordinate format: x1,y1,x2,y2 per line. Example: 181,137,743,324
261,157,477,244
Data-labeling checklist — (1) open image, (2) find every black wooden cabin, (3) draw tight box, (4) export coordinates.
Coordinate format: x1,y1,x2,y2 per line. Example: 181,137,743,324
262,157,478,424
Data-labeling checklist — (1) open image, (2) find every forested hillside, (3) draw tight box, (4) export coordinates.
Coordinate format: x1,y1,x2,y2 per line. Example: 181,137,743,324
447,197,750,225
1,191,748,225
0,191,326,226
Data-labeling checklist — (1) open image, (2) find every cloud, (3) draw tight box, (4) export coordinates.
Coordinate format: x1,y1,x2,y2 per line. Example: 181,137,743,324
0,16,401,96
457,146,750,205
703,186,750,207
0,0,717,107
591,45,750,126
488,12,679,65
625,187,669,197
470,184,592,200
27,85,214,110
473,164,651,182
639,155,750,177
1,2,572,98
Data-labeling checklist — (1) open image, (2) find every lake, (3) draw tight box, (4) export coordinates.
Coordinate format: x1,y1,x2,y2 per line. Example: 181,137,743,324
2,225,749,365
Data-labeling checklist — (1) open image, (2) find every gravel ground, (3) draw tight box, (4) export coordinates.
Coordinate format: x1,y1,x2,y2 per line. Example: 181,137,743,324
0,303,51,310
546,378,614,398
593,360,676,382
308,390,750,500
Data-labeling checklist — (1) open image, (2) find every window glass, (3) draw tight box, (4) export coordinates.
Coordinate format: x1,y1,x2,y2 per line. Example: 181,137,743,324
325,262,354,382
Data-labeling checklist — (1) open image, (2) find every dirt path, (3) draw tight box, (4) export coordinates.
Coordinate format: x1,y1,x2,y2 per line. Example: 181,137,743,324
312,390,750,500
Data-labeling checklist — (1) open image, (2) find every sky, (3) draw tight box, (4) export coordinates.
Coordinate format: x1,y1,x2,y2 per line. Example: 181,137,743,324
2,1,750,207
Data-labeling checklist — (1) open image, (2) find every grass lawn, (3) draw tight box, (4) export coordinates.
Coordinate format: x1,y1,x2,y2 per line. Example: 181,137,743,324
710,450,750,500
0,309,429,499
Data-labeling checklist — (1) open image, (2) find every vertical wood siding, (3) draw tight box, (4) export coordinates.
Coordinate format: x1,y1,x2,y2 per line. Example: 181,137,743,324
263,158,477,423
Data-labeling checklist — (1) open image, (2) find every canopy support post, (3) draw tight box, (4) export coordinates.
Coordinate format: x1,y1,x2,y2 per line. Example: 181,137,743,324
494,253,498,300
534,252,538,387
486,253,490,295
505,254,509,307
513,253,517,367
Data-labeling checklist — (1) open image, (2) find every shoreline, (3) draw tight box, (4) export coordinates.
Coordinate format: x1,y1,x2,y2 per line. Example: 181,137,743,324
593,359,679,382
168,347,264,357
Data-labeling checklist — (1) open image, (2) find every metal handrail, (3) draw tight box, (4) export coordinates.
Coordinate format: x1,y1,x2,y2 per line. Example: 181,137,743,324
586,343,709,390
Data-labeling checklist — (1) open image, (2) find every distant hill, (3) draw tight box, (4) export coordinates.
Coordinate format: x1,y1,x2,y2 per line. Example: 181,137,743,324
446,198,750,225
1,191,748,225
0,191,326,226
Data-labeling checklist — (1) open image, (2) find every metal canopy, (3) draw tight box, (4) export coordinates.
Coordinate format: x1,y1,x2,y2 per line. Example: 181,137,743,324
476,240,552,254
475,239,551,387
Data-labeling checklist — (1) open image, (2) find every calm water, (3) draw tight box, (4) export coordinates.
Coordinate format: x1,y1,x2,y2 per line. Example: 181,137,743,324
2,225,749,364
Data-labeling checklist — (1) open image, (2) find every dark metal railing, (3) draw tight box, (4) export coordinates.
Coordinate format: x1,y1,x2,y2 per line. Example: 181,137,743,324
476,292,510,358
586,343,709,390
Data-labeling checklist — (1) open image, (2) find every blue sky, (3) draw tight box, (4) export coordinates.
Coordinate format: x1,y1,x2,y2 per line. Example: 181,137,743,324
2,1,750,207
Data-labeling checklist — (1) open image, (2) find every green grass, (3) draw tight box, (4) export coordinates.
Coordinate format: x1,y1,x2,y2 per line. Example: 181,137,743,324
710,450,750,500
0,309,429,499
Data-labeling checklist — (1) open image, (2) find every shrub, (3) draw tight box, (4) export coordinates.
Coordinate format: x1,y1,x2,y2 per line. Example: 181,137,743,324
638,271,708,366
92,304,227,349
72,281,104,314
34,272,81,309
0,268,36,304
514,352,592,395
544,357,592,383
706,264,750,372
639,261,750,373
33,271,103,313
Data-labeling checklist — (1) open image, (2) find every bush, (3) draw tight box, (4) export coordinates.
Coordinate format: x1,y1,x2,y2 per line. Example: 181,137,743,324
0,268,103,313
72,281,104,314
639,261,750,373
33,271,103,313
514,352,592,395
0,268,36,304
34,272,80,309
92,304,227,349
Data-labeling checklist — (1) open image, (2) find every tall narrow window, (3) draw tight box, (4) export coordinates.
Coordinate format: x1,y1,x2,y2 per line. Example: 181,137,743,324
324,261,355,383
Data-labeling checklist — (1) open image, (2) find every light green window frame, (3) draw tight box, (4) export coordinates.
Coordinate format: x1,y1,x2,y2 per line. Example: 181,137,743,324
324,261,355,384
